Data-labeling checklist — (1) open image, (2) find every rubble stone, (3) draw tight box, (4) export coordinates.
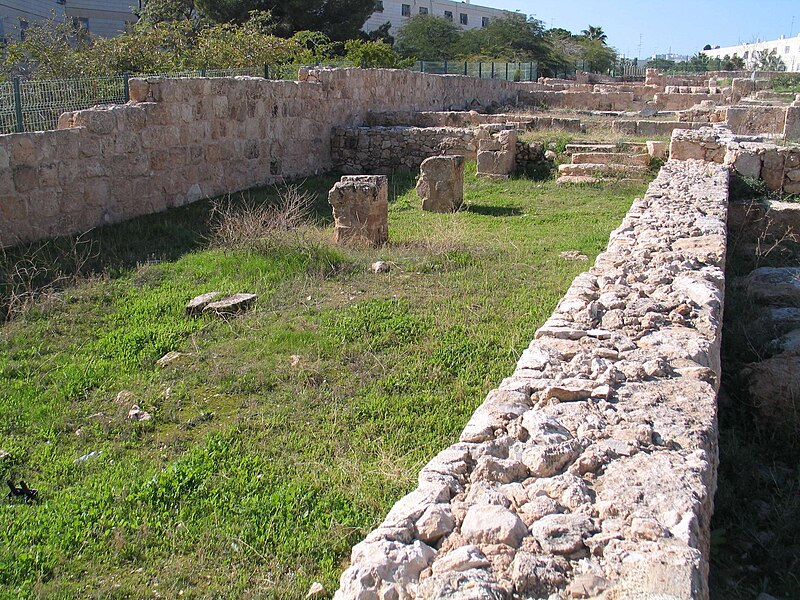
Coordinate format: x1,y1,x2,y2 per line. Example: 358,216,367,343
416,155,465,213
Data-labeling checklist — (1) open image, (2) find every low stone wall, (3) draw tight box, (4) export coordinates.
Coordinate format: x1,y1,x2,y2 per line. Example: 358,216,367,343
653,92,728,111
519,90,644,112
612,119,706,137
670,125,800,193
330,126,485,173
725,105,789,136
0,68,521,247
335,159,728,599
365,111,583,133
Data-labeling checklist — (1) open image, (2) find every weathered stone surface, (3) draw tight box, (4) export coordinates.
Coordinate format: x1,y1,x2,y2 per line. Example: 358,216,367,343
204,293,257,315
337,160,727,600
186,291,221,316
741,267,800,305
460,504,528,547
328,175,388,246
416,155,465,213
477,129,517,179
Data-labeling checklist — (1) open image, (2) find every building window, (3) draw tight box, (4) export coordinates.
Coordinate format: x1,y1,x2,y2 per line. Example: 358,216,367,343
481,17,489,27
374,0,383,12
419,6,428,14
786,46,791,54
401,4,410,16
444,10,453,20
460,13,468,25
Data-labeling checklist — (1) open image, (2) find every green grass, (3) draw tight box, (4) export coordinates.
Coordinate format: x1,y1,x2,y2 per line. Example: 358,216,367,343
0,164,645,598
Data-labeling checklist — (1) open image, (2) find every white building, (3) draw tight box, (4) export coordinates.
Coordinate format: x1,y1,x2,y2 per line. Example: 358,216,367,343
363,0,517,36
0,0,137,41
703,34,800,72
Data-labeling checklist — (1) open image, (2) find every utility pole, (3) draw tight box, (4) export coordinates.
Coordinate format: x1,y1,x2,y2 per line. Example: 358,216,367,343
638,34,643,61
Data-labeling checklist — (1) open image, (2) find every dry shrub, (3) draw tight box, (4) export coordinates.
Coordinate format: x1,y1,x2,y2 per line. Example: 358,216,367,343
0,233,96,322
209,185,316,251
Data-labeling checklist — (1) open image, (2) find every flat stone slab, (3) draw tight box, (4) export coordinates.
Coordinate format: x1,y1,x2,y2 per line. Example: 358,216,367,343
203,293,257,316
186,291,221,316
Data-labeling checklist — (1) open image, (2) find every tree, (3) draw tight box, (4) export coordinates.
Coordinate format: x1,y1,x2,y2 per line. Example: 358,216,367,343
395,15,461,60
646,58,675,71
192,0,376,40
542,28,583,76
753,48,787,71
581,25,607,43
135,0,197,25
578,38,616,73
344,39,413,68
457,15,548,62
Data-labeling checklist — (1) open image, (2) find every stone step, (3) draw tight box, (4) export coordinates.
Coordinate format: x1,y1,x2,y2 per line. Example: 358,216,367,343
556,175,601,185
558,163,649,177
565,142,647,154
571,152,651,167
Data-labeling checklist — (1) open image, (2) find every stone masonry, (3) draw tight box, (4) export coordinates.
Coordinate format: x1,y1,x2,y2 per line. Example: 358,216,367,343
328,175,388,246
477,129,517,180
416,155,465,213
335,160,728,599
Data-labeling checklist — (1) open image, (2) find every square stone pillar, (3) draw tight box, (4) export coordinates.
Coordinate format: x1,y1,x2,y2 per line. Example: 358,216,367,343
327,175,388,246
416,155,465,213
477,129,517,180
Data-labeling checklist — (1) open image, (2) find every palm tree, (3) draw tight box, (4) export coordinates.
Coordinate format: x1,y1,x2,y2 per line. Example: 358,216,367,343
581,25,607,44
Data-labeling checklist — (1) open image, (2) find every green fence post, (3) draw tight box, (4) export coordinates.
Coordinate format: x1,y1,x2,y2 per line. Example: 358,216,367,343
444,60,448,75
505,63,509,80
201,67,207,77
491,62,495,79
529,62,533,81
421,60,425,73
478,62,482,78
123,73,130,102
263,64,269,79
464,61,467,76
12,77,23,133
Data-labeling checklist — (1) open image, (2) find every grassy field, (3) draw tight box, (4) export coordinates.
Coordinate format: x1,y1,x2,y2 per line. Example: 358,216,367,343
0,164,645,599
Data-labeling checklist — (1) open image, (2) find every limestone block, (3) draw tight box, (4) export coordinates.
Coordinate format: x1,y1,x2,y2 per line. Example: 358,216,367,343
761,149,785,191
646,141,668,160
477,129,517,179
730,149,762,179
128,79,150,102
328,175,388,246
416,155,465,213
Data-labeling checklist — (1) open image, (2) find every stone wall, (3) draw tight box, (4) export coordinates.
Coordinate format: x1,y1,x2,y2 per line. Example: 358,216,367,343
612,119,706,137
670,125,800,194
0,68,520,247
335,159,728,600
331,126,486,173
364,111,583,133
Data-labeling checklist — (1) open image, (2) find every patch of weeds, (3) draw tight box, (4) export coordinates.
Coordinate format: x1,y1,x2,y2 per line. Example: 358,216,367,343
730,173,770,201
322,298,428,352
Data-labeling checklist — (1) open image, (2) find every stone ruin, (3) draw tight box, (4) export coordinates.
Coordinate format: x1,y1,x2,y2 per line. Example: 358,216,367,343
416,155,465,213
327,175,388,246
476,129,518,180
2,65,800,600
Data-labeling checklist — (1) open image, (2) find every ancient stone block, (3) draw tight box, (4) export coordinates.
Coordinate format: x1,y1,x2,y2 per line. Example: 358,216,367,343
477,129,517,179
204,293,257,316
646,141,668,160
416,155,464,213
327,175,388,246
785,106,800,143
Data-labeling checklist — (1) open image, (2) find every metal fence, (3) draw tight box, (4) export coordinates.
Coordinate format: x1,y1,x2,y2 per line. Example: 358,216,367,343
0,61,535,135
413,60,537,81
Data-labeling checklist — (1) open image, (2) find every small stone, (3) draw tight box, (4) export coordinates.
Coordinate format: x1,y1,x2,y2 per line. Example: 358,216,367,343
0,450,10,460
542,385,593,402
560,250,589,261
156,351,183,368
545,149,557,161
529,513,595,555
460,504,528,547
305,582,325,598
568,574,609,598
630,516,668,541
128,405,152,422
414,504,455,544
431,544,490,574
371,260,390,273
74,450,102,463
204,293,257,316
290,355,302,368
186,292,221,316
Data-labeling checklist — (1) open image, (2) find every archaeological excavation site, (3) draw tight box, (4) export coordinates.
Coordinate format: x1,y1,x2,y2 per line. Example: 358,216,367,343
2,66,799,599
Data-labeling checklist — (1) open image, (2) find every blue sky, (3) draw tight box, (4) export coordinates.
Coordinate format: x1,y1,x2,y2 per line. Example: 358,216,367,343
488,0,799,59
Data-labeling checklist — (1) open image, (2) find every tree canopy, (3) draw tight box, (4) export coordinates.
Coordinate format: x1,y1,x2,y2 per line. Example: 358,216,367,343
394,15,462,61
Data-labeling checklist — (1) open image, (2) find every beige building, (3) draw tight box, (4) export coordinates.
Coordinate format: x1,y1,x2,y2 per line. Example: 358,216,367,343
363,0,517,36
703,35,800,72
0,0,138,40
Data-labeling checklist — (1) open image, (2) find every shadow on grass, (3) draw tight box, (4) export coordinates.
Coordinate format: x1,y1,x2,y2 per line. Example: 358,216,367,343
464,204,523,217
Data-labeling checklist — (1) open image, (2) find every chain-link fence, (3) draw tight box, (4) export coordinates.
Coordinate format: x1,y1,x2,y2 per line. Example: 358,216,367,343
0,61,536,134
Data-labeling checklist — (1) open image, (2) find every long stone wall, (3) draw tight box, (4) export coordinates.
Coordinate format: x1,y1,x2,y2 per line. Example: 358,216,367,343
335,159,728,599
0,68,520,246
